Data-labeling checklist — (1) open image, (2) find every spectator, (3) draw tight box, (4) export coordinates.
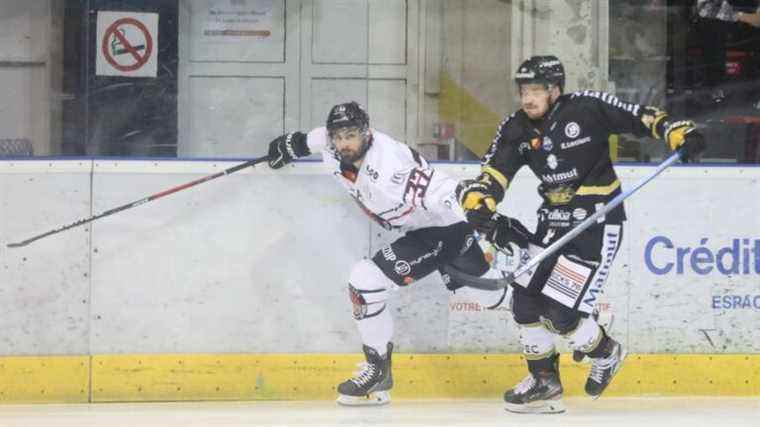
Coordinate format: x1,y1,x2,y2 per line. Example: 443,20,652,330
694,0,760,103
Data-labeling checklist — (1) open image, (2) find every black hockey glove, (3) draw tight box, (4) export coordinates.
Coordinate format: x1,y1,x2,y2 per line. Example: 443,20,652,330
664,121,706,163
679,129,706,162
489,215,533,253
456,179,498,236
267,132,310,169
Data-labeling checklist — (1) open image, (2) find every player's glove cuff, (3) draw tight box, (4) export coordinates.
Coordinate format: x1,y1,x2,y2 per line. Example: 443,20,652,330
456,180,496,211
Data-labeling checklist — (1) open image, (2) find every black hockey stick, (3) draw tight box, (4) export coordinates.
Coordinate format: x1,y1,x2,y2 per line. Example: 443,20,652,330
443,148,685,290
6,156,270,248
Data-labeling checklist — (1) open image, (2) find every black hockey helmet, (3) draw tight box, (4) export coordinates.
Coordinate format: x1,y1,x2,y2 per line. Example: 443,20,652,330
326,101,372,163
515,55,565,92
326,101,370,137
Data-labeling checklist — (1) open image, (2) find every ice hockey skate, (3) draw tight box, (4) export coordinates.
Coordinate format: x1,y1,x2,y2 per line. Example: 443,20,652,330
504,371,564,414
585,338,627,399
503,355,564,414
336,343,393,406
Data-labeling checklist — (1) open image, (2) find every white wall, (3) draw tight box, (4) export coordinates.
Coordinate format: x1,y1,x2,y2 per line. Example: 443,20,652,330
0,0,60,156
0,161,92,354
511,0,609,92
1,159,759,356
178,0,418,158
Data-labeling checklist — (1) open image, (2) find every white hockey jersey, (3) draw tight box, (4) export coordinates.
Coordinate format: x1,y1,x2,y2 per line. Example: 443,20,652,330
306,127,466,232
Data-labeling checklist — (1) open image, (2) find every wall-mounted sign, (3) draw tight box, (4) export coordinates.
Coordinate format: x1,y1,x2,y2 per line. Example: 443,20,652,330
96,11,158,77
199,0,275,43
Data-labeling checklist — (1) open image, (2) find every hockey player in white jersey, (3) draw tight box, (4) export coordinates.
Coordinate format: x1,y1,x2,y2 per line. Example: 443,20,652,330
266,101,508,406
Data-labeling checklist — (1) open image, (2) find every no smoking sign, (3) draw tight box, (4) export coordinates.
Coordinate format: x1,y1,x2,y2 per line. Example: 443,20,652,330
96,11,158,77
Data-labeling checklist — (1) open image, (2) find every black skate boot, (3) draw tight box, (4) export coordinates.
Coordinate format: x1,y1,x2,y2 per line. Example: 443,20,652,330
504,353,564,414
336,342,393,406
585,337,626,399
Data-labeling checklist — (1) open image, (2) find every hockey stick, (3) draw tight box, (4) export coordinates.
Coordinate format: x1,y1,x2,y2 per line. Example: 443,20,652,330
6,156,270,248
443,149,685,290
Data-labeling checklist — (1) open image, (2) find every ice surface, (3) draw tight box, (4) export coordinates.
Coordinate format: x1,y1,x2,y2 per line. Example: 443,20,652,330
0,397,758,427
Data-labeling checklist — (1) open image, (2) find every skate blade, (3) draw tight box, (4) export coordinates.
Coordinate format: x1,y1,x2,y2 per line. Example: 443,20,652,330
591,347,629,401
336,390,391,406
505,397,565,414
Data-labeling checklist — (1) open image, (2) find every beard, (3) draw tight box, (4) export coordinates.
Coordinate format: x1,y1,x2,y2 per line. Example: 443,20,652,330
339,149,362,164
337,139,370,164
523,103,547,119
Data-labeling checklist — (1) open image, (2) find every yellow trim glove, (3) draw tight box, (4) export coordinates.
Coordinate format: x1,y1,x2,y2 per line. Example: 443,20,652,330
456,179,499,235
664,120,706,162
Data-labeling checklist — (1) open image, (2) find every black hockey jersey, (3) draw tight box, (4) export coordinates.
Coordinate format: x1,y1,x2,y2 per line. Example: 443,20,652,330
480,90,669,223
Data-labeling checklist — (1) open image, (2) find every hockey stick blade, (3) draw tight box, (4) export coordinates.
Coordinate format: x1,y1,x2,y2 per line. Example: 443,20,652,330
443,149,684,291
443,264,513,290
6,156,270,248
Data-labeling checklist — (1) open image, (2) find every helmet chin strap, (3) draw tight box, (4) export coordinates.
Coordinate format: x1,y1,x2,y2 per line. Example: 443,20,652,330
540,83,559,104
540,85,562,120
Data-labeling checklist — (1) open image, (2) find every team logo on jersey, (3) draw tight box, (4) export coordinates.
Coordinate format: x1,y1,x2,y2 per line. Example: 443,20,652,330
394,260,412,276
565,122,581,138
542,137,554,151
547,154,558,170
545,186,575,205
572,208,588,221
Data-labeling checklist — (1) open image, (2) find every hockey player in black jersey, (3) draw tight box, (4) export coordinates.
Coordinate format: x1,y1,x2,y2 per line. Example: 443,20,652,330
457,55,705,414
